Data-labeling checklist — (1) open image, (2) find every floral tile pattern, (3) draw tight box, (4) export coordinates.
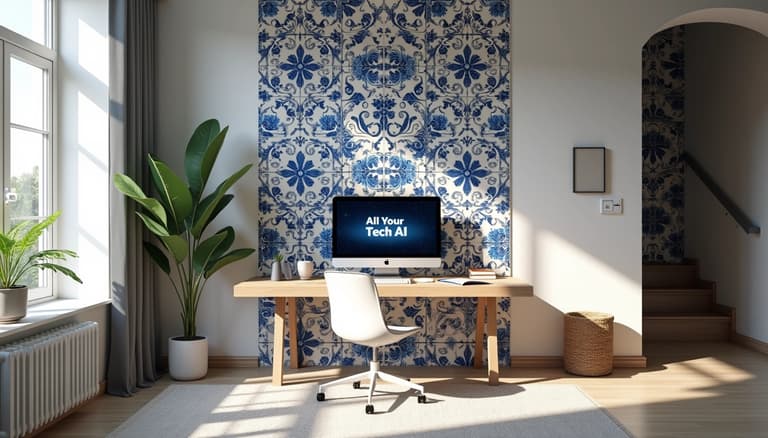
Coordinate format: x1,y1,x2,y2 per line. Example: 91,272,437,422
642,27,685,263
258,0,510,368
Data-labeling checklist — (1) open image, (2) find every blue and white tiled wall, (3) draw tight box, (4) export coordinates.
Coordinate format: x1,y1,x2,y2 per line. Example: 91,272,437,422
257,0,511,367
642,27,685,263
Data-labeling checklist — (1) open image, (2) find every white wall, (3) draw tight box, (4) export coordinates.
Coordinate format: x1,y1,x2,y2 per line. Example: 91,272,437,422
156,0,261,355
684,24,768,343
156,0,768,358
58,0,110,301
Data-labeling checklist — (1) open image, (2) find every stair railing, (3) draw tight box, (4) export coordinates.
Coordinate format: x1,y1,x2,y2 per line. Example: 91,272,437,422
682,151,760,235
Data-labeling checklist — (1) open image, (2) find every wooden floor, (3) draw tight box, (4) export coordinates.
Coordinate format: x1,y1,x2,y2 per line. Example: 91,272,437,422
40,342,768,438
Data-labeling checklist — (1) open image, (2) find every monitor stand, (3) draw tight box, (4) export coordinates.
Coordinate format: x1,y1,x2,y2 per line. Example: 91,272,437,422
373,268,411,284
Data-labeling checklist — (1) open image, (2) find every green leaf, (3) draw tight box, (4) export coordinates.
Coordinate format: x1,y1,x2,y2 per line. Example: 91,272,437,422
159,235,188,264
136,211,169,237
114,174,168,226
35,263,83,284
113,173,147,198
193,194,233,237
208,226,234,263
143,241,170,274
191,164,252,238
204,248,255,279
28,249,78,261
192,232,226,274
16,211,60,253
0,234,15,256
185,119,221,201
148,155,193,228
199,127,229,193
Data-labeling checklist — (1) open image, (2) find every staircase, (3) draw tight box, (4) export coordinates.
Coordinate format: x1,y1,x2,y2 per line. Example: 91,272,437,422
643,261,732,341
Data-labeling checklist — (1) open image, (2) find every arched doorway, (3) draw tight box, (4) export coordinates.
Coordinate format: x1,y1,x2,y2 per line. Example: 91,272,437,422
641,8,768,344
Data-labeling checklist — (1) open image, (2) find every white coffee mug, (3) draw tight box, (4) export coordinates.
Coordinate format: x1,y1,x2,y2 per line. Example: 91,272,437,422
297,260,314,280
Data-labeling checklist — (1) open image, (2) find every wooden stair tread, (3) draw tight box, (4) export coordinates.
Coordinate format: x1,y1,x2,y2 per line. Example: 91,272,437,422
643,288,712,294
643,313,730,320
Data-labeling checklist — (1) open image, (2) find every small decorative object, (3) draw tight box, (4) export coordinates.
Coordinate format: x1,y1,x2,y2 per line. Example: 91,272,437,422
282,260,293,280
297,259,314,280
271,254,283,281
573,146,606,193
0,211,82,323
114,118,255,380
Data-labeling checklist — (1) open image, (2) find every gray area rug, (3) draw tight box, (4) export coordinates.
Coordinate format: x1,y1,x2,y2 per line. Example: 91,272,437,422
109,381,631,438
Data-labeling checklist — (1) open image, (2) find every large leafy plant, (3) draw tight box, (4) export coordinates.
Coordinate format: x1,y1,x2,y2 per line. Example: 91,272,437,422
114,119,254,338
0,211,82,289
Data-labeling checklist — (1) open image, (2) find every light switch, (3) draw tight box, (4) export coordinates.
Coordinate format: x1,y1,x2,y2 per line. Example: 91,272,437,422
600,198,623,215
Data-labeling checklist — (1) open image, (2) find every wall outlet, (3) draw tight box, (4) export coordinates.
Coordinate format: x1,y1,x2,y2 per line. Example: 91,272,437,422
600,198,623,215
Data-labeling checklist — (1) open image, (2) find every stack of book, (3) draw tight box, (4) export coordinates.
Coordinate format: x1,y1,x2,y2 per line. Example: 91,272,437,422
468,268,496,280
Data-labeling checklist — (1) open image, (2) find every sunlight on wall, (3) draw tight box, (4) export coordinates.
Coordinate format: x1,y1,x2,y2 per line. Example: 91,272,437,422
77,18,108,86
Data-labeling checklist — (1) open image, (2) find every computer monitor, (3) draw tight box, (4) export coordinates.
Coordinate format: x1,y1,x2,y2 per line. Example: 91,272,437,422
331,196,442,274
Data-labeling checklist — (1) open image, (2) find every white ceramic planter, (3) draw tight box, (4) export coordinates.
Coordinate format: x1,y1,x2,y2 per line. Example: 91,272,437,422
168,336,208,380
0,286,28,323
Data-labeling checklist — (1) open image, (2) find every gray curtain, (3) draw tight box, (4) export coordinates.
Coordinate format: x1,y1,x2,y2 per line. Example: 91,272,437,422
107,0,159,396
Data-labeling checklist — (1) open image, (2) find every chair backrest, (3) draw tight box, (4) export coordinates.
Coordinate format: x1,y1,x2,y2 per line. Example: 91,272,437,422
323,271,390,343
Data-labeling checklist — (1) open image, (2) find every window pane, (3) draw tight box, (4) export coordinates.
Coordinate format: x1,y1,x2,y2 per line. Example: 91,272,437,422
7,128,47,290
0,0,48,46
10,57,45,130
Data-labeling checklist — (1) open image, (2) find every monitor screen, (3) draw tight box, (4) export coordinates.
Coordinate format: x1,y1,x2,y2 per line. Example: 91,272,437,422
332,196,442,270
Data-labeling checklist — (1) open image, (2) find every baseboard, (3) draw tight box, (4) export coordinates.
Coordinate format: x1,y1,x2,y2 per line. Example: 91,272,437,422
160,355,261,369
510,355,646,368
732,331,768,355
209,356,260,368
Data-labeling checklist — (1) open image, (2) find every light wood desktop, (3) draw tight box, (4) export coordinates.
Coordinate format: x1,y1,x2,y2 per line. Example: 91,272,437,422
233,277,533,386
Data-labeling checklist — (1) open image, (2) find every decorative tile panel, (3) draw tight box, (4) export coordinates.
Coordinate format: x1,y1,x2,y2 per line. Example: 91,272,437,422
258,0,510,368
642,27,685,263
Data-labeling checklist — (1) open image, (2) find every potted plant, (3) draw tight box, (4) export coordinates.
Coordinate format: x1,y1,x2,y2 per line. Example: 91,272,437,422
0,212,82,322
114,119,255,380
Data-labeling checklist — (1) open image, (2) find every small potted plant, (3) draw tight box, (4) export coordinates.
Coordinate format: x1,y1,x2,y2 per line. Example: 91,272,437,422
114,118,255,380
271,253,283,281
0,212,82,322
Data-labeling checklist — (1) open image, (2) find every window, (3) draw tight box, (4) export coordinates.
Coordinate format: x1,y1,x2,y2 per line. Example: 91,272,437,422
1,1,55,301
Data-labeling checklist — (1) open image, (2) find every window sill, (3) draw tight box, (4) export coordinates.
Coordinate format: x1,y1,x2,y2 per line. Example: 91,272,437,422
0,298,111,342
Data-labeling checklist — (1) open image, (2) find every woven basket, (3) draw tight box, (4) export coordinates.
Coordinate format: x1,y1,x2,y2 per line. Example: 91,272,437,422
563,311,614,376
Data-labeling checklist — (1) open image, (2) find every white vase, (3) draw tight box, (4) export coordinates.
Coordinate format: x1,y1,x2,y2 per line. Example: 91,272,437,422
0,286,28,323
169,336,208,380
297,260,314,280
271,261,282,281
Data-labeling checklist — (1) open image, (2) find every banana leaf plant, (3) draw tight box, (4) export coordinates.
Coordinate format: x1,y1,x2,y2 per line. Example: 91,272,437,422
114,119,254,338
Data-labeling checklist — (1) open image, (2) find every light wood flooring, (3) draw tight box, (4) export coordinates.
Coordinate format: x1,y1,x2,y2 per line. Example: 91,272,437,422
40,342,768,437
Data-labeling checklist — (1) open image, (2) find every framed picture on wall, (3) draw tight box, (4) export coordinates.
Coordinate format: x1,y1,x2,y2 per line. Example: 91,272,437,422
572,146,606,193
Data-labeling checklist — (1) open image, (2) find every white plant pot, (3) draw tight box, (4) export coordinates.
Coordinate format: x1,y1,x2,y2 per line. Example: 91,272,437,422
297,260,314,280
0,286,28,323
169,336,208,381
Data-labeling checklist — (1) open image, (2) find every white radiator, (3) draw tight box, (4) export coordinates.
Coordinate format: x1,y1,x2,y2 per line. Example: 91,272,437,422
0,321,99,438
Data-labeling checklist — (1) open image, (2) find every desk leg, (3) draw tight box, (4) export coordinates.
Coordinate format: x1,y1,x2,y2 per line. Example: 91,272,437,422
288,298,299,369
486,297,499,386
272,297,286,386
474,297,486,369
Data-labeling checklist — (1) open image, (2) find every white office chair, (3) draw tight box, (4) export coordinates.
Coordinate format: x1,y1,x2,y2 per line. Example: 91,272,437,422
317,271,427,414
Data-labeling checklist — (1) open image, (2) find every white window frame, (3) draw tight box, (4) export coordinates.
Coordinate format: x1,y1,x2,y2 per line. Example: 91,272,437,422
0,0,57,302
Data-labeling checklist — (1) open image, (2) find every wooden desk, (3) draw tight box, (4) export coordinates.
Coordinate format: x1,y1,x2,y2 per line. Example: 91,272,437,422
234,277,533,386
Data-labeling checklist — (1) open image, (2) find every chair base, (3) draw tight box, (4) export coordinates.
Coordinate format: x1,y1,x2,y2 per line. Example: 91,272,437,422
317,361,427,414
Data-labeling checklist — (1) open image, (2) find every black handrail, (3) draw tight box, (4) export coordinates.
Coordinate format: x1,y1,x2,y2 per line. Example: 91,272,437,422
682,151,760,235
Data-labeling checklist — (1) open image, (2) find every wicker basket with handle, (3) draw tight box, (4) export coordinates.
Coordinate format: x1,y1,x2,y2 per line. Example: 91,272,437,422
563,311,614,376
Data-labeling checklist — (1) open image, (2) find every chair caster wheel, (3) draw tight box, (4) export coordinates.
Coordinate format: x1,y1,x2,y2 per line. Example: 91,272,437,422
353,381,361,389
365,404,374,414
316,392,325,402
418,395,427,404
